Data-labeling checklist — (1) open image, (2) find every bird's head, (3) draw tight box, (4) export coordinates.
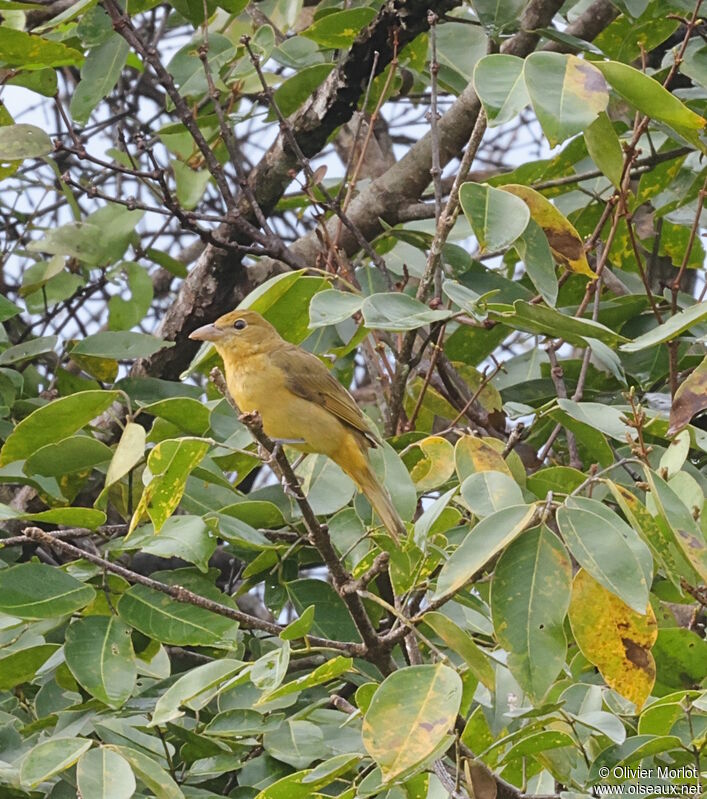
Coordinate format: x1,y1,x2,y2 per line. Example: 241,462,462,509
188,309,283,357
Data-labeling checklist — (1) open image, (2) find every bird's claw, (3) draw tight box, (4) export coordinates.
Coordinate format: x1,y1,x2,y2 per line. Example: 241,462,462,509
281,474,301,498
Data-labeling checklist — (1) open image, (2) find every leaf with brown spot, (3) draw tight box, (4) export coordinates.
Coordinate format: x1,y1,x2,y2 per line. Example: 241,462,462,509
569,569,657,710
455,434,512,481
362,663,462,782
524,53,609,147
668,355,707,435
607,481,695,590
500,184,596,280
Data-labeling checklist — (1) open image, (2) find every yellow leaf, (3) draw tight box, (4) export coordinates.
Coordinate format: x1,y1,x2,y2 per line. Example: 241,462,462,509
455,434,512,481
410,436,455,491
500,184,596,280
569,569,657,709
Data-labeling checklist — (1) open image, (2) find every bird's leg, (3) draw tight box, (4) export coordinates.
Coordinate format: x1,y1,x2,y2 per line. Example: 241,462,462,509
290,453,307,470
265,439,307,499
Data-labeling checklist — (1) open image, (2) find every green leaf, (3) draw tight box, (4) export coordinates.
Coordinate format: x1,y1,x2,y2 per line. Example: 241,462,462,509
556,497,652,613
435,20,488,86
556,399,632,442
620,301,707,352
24,435,113,477
652,627,707,695
473,54,529,126
116,584,239,647
20,738,92,788
241,270,331,344
260,656,353,703
263,720,325,769
27,206,144,266
0,294,21,322
301,7,376,48
460,471,524,518
287,578,361,642
108,262,154,331
130,437,210,533
251,642,290,690
470,0,526,32
65,616,136,707
361,292,452,331
0,335,57,365
491,526,572,700
70,35,130,124
172,161,211,210
459,182,530,252
104,422,146,490
280,605,315,641
309,289,362,327
112,746,184,799
362,663,462,781
0,124,52,160
5,506,107,529
503,729,574,760
434,505,536,600
423,611,495,689
595,60,706,149
72,331,174,360
0,643,60,689
137,516,216,573
151,659,243,726
272,64,335,117
142,397,211,436
205,708,284,737
298,454,356,515
76,748,136,799
644,469,707,583
0,390,120,465
0,27,84,69
489,300,625,346
524,53,609,147
513,218,558,307
0,562,95,619
442,280,489,319
584,112,623,188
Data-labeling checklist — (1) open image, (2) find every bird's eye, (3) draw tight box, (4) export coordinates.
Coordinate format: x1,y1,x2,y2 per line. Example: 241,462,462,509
233,319,247,331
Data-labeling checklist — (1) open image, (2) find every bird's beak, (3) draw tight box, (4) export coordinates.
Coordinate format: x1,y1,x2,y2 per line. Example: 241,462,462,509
189,324,223,342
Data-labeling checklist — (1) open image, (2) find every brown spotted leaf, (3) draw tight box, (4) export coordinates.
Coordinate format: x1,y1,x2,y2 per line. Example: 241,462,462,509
362,663,462,782
524,52,609,147
569,569,657,710
500,184,596,279
668,355,707,436
455,434,512,481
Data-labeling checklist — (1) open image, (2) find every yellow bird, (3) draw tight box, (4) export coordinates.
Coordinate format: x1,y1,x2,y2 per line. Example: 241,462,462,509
189,310,406,542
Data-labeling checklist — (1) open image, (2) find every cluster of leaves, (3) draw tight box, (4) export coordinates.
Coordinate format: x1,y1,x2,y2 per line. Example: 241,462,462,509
0,0,706,796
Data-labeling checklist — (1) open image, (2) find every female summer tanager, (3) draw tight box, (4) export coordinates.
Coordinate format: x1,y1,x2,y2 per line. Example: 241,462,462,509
189,309,406,542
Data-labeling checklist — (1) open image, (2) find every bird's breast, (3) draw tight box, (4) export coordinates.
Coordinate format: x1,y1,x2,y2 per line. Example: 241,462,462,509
223,353,282,414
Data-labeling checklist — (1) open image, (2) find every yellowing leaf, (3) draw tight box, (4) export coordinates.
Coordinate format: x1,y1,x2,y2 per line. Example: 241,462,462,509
455,434,512,480
129,437,209,534
362,663,462,781
569,569,657,710
500,184,596,279
669,355,707,435
410,436,455,491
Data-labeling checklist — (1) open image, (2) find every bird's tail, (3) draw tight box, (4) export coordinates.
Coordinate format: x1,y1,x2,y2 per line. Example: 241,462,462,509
356,460,407,544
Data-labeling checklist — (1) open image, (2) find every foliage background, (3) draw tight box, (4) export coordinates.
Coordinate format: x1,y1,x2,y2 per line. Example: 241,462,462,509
0,0,706,796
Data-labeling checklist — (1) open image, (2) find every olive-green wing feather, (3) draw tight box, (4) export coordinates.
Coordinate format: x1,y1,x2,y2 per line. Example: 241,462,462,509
271,346,378,445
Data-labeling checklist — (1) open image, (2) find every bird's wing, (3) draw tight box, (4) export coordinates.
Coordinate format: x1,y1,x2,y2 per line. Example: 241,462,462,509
271,346,378,445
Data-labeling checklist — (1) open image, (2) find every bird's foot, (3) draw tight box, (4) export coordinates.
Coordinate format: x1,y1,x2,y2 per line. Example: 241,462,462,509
268,438,304,466
280,473,303,499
